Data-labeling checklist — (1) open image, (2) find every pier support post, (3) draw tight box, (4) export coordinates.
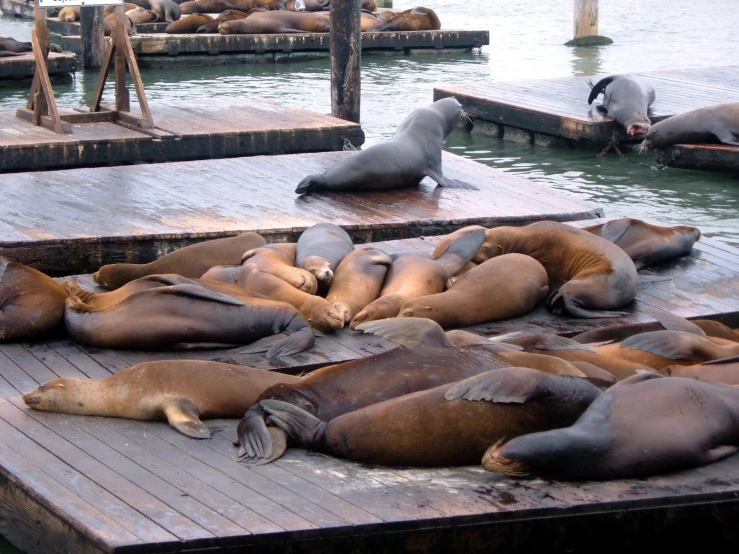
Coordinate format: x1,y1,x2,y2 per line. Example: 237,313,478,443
574,0,598,38
330,0,361,124
80,6,105,70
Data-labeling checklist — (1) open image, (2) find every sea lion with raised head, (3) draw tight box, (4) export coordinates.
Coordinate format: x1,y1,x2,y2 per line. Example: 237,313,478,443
399,253,549,328
473,221,639,318
23,360,301,439
64,284,315,357
296,98,477,194
325,248,393,325
165,13,213,33
587,74,655,136
483,372,739,480
149,0,182,21
94,232,265,290
584,218,700,270
196,9,248,33
637,103,739,152
295,223,354,287
367,7,440,32
0,257,69,342
263,366,602,467
219,10,331,34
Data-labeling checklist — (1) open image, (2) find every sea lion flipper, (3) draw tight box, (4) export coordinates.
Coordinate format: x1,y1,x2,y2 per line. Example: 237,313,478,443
237,406,273,463
254,428,289,466
147,274,201,287
163,398,211,439
705,445,739,463
434,226,486,276
426,167,479,190
233,333,287,354
646,310,706,336
164,284,246,306
598,218,633,244
549,288,628,319
621,331,696,360
261,399,327,448
355,317,455,349
700,354,739,366
587,76,614,105
267,328,316,358
619,371,665,385
444,367,553,404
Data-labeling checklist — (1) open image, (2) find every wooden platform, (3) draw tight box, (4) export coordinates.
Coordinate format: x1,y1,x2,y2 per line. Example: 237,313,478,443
0,51,76,80
48,17,169,37
3,223,739,553
58,29,489,65
0,0,34,19
0,96,364,173
0,151,602,275
655,143,739,174
434,65,739,147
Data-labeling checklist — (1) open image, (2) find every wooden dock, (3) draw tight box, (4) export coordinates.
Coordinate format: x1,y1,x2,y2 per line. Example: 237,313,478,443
655,143,739,174
0,0,34,19
0,96,364,173
3,222,739,553
434,65,739,148
0,51,76,81
0,151,602,275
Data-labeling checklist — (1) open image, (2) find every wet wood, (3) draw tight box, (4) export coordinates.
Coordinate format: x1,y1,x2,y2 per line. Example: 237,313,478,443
0,51,76,80
574,0,598,38
330,0,361,123
655,143,739,174
79,6,104,71
434,65,739,146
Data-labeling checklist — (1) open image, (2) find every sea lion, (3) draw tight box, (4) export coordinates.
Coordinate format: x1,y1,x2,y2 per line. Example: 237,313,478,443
483,372,739,480
196,9,248,33
659,361,739,385
361,0,377,11
350,226,485,327
236,318,519,464
399,254,549,328
262,366,602,467
104,3,139,16
584,218,700,270
94,232,265,290
64,284,315,357
179,0,237,14
23,360,301,439
149,0,182,22
165,14,213,33
126,7,159,24
473,221,639,318
0,257,69,342
285,0,329,10
230,0,285,11
296,98,476,194
236,243,318,293
295,223,354,287
325,248,393,325
219,10,331,34
637,103,739,152
0,36,32,54
587,74,655,136
236,265,343,333
58,7,80,21
103,14,136,36
367,7,440,32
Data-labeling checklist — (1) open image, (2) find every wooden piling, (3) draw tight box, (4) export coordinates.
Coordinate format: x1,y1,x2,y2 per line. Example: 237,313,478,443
79,6,105,70
574,0,598,38
329,0,361,124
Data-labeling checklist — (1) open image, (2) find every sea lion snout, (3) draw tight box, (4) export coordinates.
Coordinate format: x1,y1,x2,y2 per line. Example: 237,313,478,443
22,393,41,405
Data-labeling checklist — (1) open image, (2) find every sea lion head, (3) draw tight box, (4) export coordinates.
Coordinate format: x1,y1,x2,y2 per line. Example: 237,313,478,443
59,7,79,21
473,228,508,263
306,300,344,332
431,97,464,137
23,379,83,412
636,124,666,153
300,255,333,285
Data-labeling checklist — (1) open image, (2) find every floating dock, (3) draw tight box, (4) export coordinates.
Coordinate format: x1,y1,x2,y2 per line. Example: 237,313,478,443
655,143,739,174
0,151,602,275
56,29,489,67
2,221,739,553
0,0,35,18
434,65,739,148
0,51,76,80
0,96,365,173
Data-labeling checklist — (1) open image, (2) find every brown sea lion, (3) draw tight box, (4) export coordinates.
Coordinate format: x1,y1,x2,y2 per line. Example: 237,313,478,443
23,360,301,439
367,7,440,32
196,9,248,33
473,221,638,318
103,13,136,36
325,248,393,325
237,265,343,333
104,3,140,16
584,218,700,270
350,226,485,328
126,7,159,24
484,372,739,480
262,366,601,467
58,7,80,21
361,0,377,11
94,232,265,290
64,284,315,357
165,13,213,33
295,223,354,287
637,103,739,152
239,243,318,294
0,257,69,342
399,254,549,328
179,0,237,14
659,361,739,385
220,9,331,33
236,318,519,464
230,0,285,11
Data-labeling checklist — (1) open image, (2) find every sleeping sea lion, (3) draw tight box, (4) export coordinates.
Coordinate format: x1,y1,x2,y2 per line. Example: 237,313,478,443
0,37,33,54
235,243,318,293
285,0,329,10
179,0,237,14
23,360,301,439
229,0,285,11
262,366,602,467
296,98,477,194
587,74,655,136
58,7,80,21
165,14,213,33
472,221,638,318
94,232,265,290
196,9,248,33
637,103,739,152
584,218,700,270
126,7,159,24
103,13,136,36
367,7,440,32
219,10,331,34
483,372,739,480
0,257,69,342
659,361,739,385
295,223,354,287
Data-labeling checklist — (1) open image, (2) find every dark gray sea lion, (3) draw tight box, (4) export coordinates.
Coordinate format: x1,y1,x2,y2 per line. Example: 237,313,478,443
587,74,655,136
295,98,477,194
262,366,602,467
149,0,182,22
295,223,354,286
637,102,739,152
483,372,739,480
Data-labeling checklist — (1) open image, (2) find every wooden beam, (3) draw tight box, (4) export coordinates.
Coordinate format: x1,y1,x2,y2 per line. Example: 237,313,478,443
79,6,105,70
329,0,361,124
574,0,599,38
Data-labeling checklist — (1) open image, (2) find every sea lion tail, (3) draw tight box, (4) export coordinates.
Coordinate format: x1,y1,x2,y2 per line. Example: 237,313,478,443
295,175,325,195
260,399,327,449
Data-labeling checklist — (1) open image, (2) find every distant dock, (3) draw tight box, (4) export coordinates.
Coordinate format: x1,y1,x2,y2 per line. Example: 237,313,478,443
0,51,76,80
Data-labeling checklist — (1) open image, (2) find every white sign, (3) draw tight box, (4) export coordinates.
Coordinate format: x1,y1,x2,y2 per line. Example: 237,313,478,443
38,0,123,7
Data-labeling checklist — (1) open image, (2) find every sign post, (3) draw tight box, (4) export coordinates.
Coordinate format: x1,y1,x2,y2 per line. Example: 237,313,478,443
16,0,154,134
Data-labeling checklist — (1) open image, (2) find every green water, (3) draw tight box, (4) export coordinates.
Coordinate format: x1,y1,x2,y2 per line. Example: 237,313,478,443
0,535,22,554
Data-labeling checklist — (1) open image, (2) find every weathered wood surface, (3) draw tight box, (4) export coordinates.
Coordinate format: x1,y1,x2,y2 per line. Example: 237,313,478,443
0,151,602,275
655,143,739,174
434,65,739,146
0,51,76,80
0,0,34,18
59,29,489,57
0,96,364,173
